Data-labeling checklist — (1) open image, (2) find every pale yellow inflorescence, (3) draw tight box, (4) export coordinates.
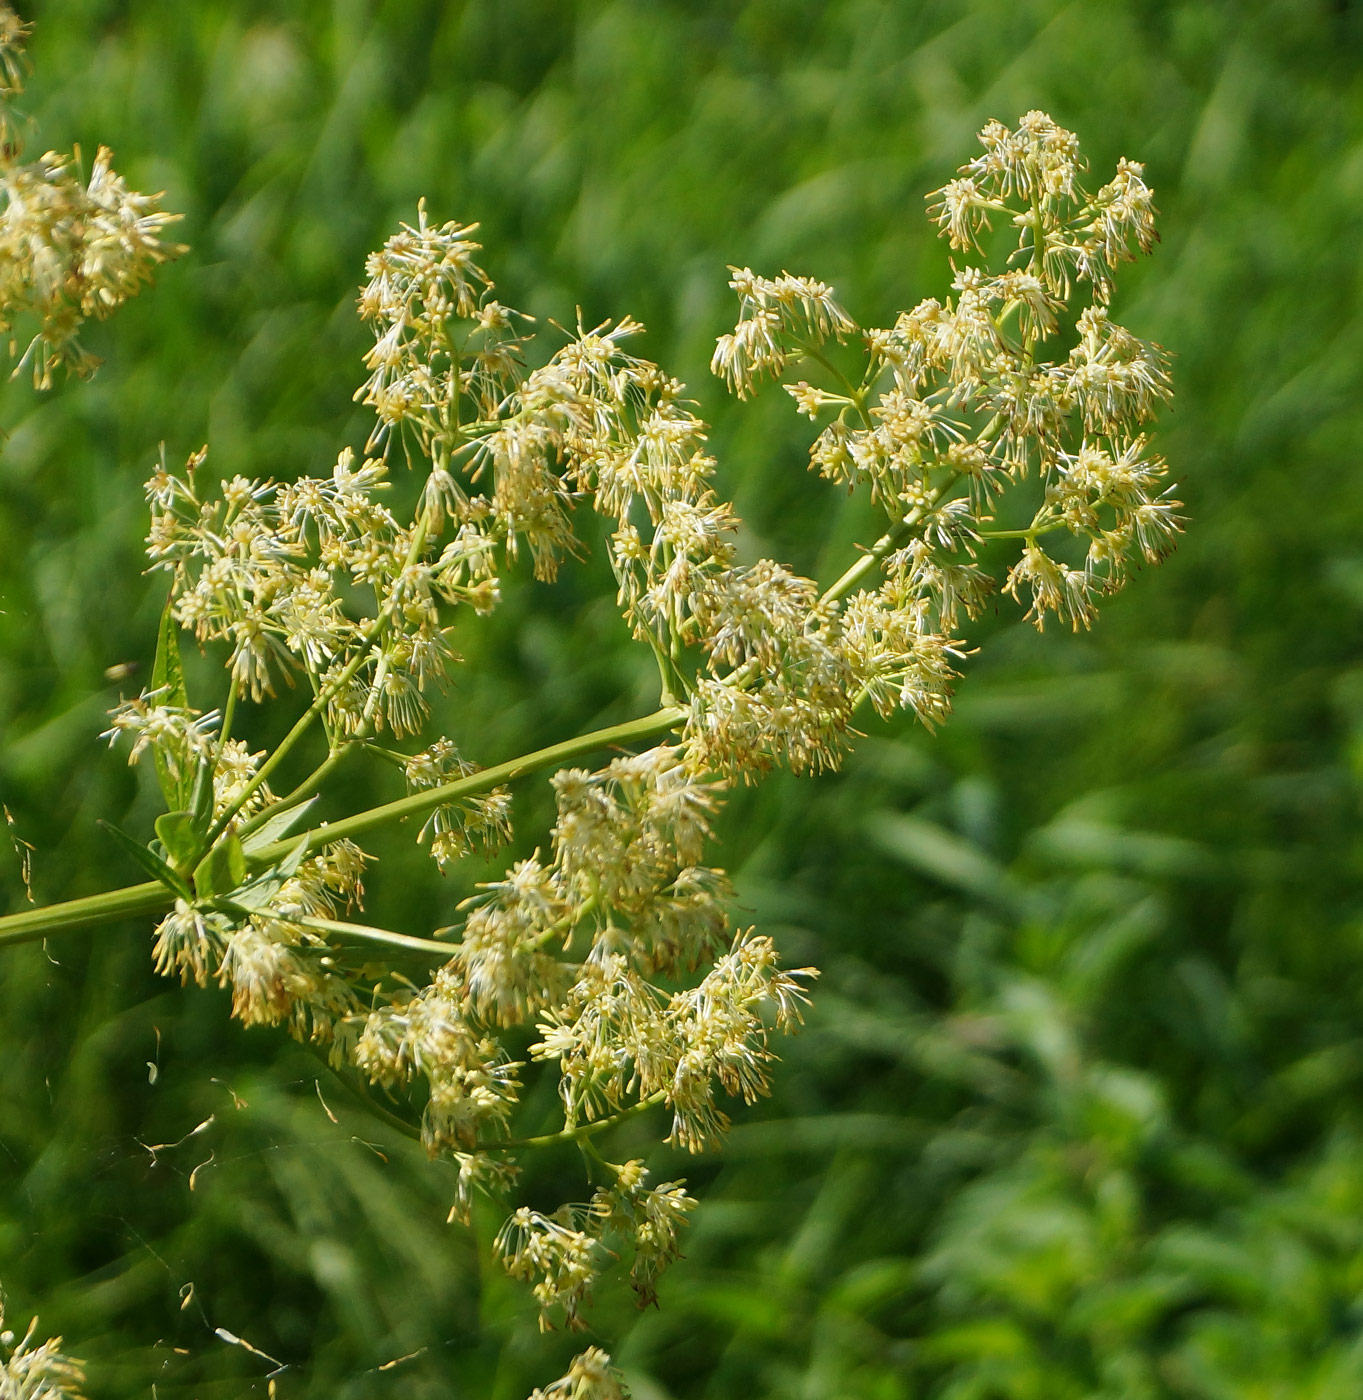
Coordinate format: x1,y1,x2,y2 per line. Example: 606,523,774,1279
0,9,183,387
101,110,1176,1378
526,1347,629,1400
492,1158,695,1333
0,1302,87,1400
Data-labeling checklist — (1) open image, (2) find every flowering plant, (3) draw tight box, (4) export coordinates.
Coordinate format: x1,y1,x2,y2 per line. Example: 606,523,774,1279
0,9,1175,1387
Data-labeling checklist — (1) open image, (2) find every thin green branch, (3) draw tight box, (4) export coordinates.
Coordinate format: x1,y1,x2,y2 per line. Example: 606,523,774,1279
976,519,1065,543
794,340,875,430
288,913,458,961
203,640,375,849
310,1051,424,1144
252,704,687,865
238,742,354,840
479,1089,668,1153
528,894,598,952
819,470,966,606
217,685,239,755
819,519,912,606
0,705,688,949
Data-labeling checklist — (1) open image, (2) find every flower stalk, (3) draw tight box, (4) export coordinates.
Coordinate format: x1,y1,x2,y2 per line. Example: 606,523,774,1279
0,705,687,948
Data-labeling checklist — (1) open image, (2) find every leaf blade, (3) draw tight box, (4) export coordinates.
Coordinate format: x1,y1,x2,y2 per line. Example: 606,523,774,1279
150,598,190,809
98,820,192,901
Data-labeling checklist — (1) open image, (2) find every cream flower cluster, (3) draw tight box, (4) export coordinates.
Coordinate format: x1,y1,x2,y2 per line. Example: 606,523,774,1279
525,1347,628,1400
0,1302,86,1400
0,10,1177,1387
494,1159,696,1331
0,9,183,387
100,112,1175,1367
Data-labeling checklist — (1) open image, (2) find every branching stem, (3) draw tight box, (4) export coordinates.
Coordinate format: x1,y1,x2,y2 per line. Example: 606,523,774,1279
287,913,459,960
0,705,687,949
480,1089,668,1152
819,470,966,606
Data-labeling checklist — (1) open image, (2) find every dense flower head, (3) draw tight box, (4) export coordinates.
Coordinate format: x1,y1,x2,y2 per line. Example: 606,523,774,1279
493,1159,699,1333
711,266,855,397
0,6,31,102
405,739,513,867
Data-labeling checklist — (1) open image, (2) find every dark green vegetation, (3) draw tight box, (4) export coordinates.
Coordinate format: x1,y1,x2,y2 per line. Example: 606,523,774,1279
2,0,1361,1395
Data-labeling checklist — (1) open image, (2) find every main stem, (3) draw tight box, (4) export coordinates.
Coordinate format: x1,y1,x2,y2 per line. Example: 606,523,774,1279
0,705,687,950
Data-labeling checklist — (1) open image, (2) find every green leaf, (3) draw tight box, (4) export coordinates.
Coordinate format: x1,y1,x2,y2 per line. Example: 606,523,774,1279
150,595,189,710
240,796,320,854
194,834,248,899
218,833,310,914
98,820,193,901
150,597,190,809
188,757,216,833
154,811,202,871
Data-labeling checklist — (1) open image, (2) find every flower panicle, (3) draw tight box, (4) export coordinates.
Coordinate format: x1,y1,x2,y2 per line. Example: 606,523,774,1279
102,113,1175,1362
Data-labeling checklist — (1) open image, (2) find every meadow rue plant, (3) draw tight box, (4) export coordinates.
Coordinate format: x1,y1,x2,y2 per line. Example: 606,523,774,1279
0,14,1176,1386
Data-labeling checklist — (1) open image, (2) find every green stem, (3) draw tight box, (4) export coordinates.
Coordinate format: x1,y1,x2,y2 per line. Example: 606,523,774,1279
204,640,375,849
819,470,966,607
819,520,911,606
271,746,352,818
236,745,354,842
795,342,874,430
528,894,598,952
977,525,1059,542
0,705,687,950
289,913,458,961
0,879,169,947
645,631,683,708
252,704,687,865
311,1051,423,1143
218,685,239,754
480,1089,668,1153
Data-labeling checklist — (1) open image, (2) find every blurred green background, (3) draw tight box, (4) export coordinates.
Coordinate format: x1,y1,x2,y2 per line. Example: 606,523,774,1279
3,0,1363,1395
